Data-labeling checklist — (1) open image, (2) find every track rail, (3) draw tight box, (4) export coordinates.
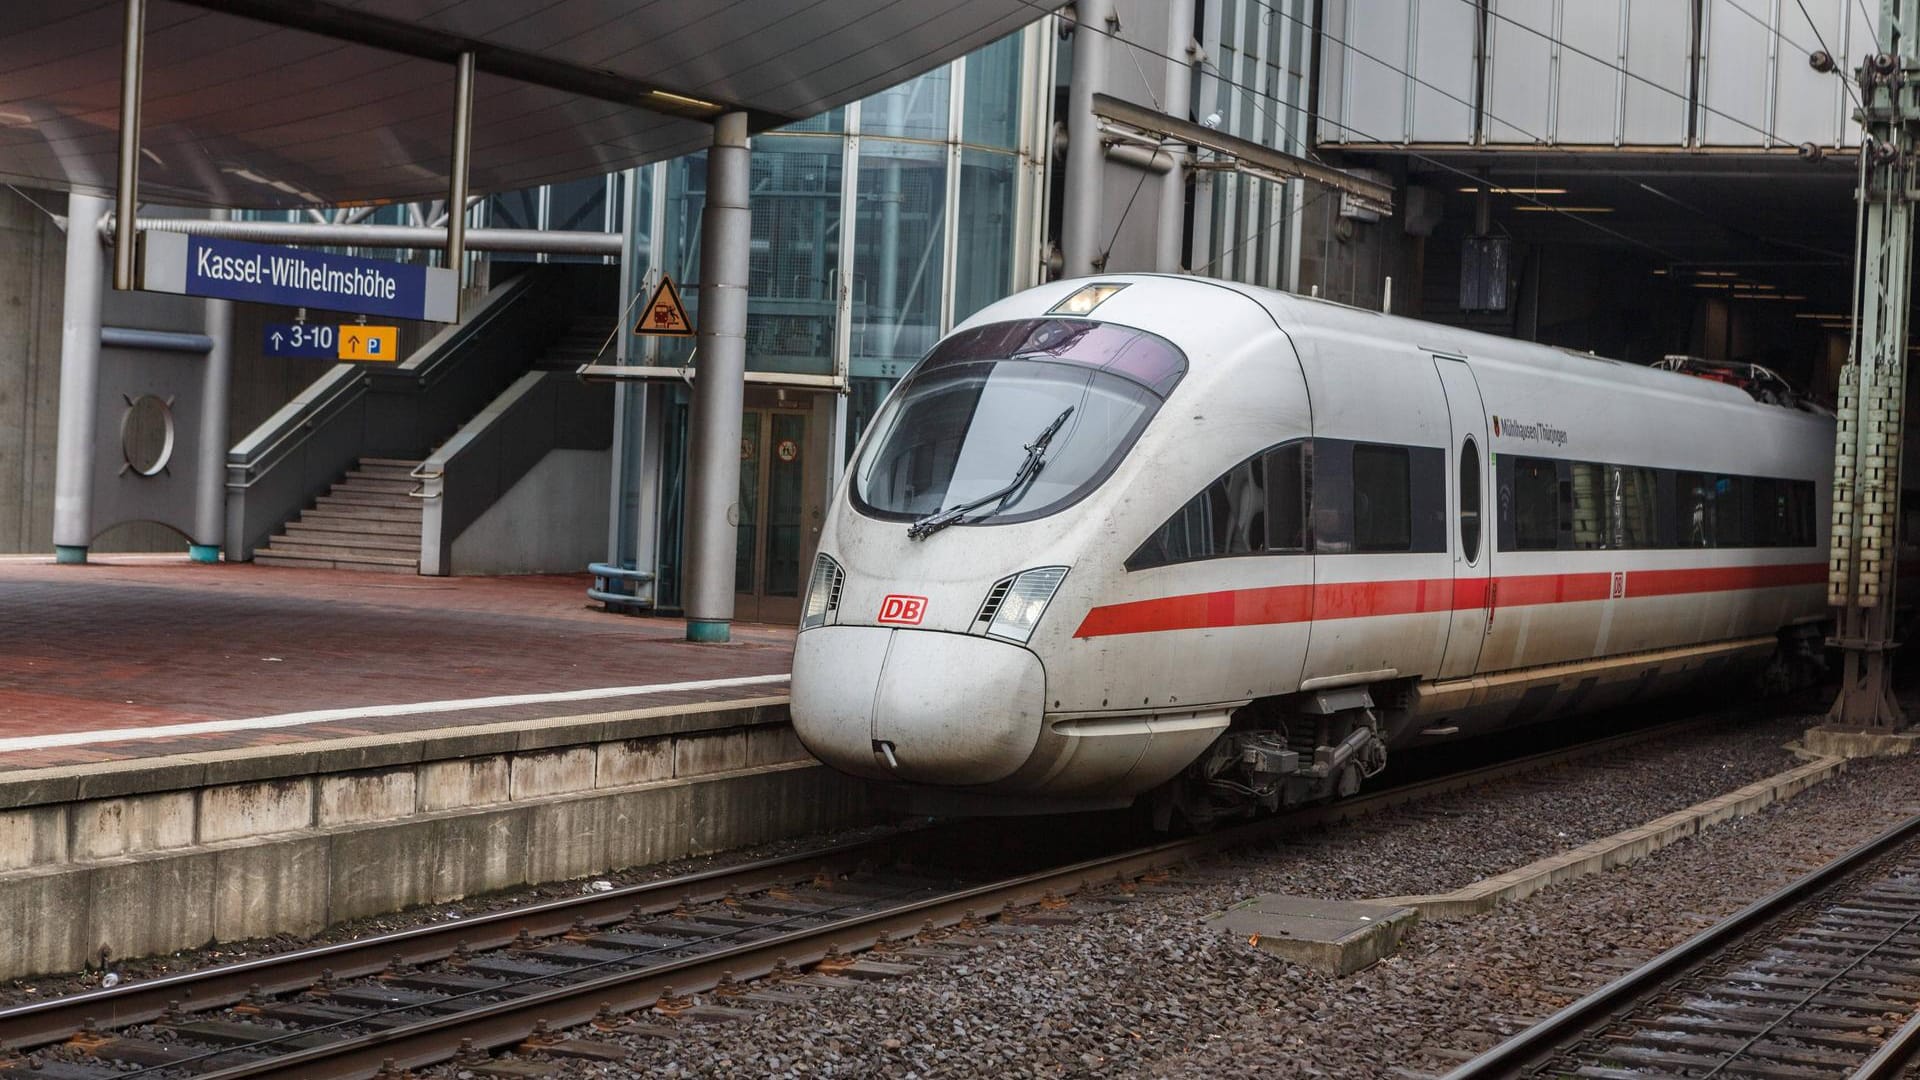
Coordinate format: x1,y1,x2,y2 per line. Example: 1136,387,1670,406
1445,811,1920,1080
0,713,1725,1079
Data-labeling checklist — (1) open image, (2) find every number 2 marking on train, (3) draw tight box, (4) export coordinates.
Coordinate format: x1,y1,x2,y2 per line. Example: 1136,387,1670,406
878,595,928,625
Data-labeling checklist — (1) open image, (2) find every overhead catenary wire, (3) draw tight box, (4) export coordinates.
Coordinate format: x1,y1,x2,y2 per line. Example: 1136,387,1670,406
1787,0,1865,110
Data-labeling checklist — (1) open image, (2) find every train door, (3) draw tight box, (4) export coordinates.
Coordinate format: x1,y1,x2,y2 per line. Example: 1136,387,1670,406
1433,355,1491,678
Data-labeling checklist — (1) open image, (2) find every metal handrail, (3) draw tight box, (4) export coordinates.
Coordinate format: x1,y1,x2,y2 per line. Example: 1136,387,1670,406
406,462,444,500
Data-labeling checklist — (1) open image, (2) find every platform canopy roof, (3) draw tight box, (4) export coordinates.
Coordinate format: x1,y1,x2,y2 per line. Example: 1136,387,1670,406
0,0,1061,209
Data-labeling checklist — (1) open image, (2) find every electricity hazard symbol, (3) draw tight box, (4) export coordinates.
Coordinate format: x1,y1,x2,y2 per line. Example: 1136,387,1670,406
634,276,695,337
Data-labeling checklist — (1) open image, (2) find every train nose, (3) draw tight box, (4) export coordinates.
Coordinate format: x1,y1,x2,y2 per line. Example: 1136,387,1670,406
791,627,1046,786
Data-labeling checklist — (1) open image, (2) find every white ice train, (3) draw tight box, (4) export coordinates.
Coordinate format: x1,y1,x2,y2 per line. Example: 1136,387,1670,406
790,274,1834,823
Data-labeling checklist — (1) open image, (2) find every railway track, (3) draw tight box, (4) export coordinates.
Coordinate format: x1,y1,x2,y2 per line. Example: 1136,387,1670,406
0,714,1744,1080
1446,811,1920,1080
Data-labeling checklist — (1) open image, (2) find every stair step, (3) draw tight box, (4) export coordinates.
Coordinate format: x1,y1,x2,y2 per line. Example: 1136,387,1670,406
287,516,423,538
317,492,420,510
301,501,421,520
358,457,423,469
348,464,419,481
335,475,417,493
270,534,419,557
255,550,418,574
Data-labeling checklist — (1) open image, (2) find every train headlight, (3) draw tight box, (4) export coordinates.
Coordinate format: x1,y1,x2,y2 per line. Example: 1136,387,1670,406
984,566,1069,644
801,553,844,630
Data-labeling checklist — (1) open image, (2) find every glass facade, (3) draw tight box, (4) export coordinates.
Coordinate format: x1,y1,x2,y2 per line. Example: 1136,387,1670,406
618,24,1046,611
1193,0,1315,290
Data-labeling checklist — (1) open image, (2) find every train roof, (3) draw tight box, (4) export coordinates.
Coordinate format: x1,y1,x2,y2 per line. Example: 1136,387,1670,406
1093,273,1800,415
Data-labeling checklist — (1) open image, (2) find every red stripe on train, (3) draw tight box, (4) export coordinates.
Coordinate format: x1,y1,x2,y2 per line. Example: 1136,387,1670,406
1072,561,1826,639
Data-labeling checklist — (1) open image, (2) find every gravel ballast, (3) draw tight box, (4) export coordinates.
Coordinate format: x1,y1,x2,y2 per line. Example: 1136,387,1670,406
436,708,1904,1080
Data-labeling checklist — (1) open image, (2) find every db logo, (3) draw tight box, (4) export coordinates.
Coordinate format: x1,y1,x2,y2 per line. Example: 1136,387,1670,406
877,594,928,625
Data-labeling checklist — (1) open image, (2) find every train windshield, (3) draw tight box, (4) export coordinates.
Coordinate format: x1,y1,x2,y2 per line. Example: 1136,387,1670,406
854,318,1187,525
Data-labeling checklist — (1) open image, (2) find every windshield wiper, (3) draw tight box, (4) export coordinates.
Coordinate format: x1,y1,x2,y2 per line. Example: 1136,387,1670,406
908,407,1074,541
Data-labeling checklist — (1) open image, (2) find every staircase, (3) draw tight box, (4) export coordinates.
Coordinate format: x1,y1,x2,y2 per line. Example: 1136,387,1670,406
253,458,425,573
537,315,617,368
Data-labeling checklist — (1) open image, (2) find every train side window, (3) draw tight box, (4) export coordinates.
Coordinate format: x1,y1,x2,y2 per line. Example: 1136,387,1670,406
1715,476,1751,547
1353,444,1412,552
1125,452,1267,570
1458,437,1481,562
1679,472,1716,547
1568,462,1606,550
1265,441,1310,553
1609,465,1660,549
1511,457,1560,551
1793,481,1817,547
1751,478,1816,547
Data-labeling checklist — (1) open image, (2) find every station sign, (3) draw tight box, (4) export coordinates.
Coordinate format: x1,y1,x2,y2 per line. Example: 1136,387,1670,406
262,322,337,358
338,326,398,362
139,232,458,323
262,322,399,362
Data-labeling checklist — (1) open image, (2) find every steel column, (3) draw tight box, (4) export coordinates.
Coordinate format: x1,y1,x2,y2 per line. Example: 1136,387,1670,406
446,52,476,282
112,0,145,291
1062,0,1113,277
683,112,752,642
1155,0,1195,273
53,193,110,563
192,212,234,563
1827,0,1918,730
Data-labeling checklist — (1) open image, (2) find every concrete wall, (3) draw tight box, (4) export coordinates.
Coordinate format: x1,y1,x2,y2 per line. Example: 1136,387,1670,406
1294,161,1424,313
0,188,69,553
449,447,611,575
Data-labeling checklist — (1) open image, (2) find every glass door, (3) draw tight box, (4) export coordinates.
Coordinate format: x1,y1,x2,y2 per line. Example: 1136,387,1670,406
735,399,820,624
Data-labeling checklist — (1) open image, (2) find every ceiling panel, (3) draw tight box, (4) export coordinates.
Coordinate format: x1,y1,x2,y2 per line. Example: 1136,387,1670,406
0,0,1059,207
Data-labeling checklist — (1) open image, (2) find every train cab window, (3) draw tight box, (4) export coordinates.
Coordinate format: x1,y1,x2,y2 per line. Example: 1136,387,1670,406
853,319,1187,527
1458,437,1481,563
1511,457,1560,551
1352,445,1412,552
1127,453,1268,570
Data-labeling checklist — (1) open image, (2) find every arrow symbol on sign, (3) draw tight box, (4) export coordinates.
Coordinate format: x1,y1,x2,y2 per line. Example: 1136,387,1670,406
347,334,361,350
270,332,283,348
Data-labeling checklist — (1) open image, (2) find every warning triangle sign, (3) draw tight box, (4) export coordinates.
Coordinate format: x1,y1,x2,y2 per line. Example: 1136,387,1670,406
634,275,696,337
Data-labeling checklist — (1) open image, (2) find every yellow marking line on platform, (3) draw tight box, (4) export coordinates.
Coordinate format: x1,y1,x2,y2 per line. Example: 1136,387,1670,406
0,673,792,753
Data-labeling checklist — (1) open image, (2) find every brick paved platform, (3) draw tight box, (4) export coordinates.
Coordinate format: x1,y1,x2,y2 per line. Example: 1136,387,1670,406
0,555,793,773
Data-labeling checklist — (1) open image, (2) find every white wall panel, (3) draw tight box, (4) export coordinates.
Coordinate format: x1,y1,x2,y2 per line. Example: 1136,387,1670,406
1409,0,1479,141
1554,0,1625,144
1325,0,1415,141
1318,0,1855,150
1485,0,1555,143
1702,0,1866,148
1619,1,1692,145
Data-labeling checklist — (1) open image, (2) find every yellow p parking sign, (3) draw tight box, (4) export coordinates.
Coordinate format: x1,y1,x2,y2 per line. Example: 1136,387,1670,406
339,326,398,362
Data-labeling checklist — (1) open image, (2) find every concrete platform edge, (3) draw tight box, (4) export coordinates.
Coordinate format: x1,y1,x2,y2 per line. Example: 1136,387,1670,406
0,697,882,980
1376,752,1847,921
0,695,794,810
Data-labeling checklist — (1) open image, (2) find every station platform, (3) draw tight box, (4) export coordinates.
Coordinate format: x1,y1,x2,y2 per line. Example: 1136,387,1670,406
0,556,867,983
0,555,794,773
